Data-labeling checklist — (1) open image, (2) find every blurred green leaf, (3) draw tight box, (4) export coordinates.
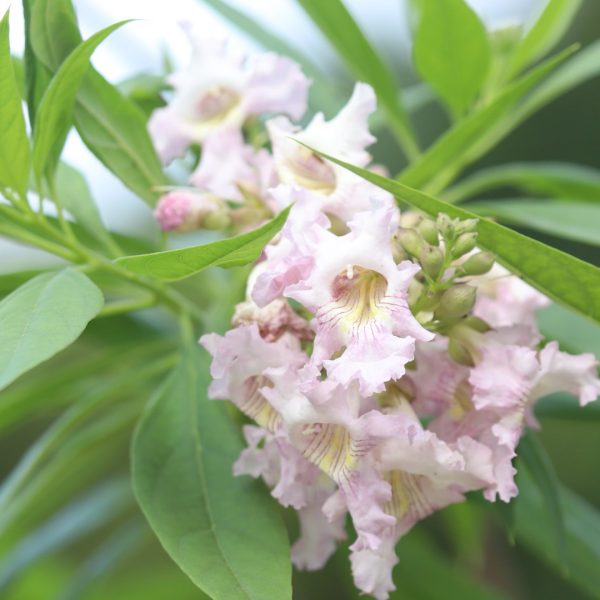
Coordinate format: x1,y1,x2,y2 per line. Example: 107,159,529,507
32,21,128,183
399,46,575,193
411,0,491,118
509,0,582,77
54,162,122,256
308,147,600,324
296,0,419,158
518,433,567,571
57,519,145,600
0,13,30,199
117,207,290,281
535,392,600,421
515,470,600,599
30,0,168,206
467,199,600,246
537,303,600,357
444,162,600,204
0,480,131,591
0,269,103,391
132,344,292,600
117,72,167,116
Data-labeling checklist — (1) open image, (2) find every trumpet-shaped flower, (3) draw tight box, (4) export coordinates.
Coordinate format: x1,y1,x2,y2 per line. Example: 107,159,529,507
200,324,308,432
279,202,433,395
266,83,393,220
149,32,309,163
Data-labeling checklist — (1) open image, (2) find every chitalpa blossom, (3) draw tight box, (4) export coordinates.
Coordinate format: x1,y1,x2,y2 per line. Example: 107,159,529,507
149,27,309,164
151,33,600,600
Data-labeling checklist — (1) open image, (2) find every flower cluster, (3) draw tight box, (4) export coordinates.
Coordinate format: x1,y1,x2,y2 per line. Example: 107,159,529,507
150,32,600,600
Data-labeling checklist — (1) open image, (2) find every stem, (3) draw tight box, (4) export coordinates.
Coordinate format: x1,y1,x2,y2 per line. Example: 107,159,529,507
97,294,157,318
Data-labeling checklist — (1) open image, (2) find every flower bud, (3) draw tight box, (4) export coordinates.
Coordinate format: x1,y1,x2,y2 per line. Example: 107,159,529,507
154,191,227,233
455,218,479,234
451,232,478,258
463,315,491,333
460,251,495,276
436,213,455,240
448,337,475,367
417,219,439,246
436,284,476,320
419,245,444,279
398,228,425,258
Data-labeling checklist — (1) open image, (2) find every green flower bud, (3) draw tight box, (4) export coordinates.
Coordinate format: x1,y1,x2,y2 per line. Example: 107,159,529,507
408,279,424,308
420,245,444,278
203,209,231,230
448,337,475,367
463,315,491,333
460,251,495,276
455,218,479,234
436,213,455,241
436,284,476,320
398,228,425,258
417,219,439,246
451,232,478,258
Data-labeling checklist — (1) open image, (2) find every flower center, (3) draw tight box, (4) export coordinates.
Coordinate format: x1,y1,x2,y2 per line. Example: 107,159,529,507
194,86,240,124
286,147,337,194
323,267,388,337
385,471,433,522
241,375,281,432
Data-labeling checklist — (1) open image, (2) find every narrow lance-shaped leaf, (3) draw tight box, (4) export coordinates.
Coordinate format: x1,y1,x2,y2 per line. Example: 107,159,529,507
0,12,30,198
0,269,104,391
132,343,292,600
296,0,419,159
32,21,130,182
30,0,168,206
467,199,600,247
518,433,568,571
117,207,290,281
398,45,576,193
306,145,600,325
411,0,491,118
444,162,600,204
508,0,582,78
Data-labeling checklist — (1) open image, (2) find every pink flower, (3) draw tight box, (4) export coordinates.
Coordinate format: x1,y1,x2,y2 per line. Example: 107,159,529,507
149,30,309,163
200,324,308,433
266,83,394,221
189,128,277,202
278,202,433,395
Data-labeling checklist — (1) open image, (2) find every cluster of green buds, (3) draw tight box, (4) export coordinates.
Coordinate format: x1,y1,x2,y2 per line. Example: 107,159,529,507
394,213,496,365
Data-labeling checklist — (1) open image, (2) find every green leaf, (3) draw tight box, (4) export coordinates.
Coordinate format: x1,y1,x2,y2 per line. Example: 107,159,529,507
0,13,30,199
509,0,582,77
444,162,600,204
54,162,122,256
518,433,567,571
132,344,292,600
0,480,130,591
467,199,600,246
32,21,129,182
296,0,419,159
117,207,290,281
399,46,576,193
0,269,104,391
411,0,491,118
515,471,600,598
30,0,168,205
535,392,600,421
307,146,600,324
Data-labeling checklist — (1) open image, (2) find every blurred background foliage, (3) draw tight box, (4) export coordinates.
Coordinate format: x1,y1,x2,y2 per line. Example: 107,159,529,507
1,0,599,599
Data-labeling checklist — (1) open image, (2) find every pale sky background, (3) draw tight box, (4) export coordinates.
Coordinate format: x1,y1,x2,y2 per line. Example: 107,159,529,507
3,0,547,270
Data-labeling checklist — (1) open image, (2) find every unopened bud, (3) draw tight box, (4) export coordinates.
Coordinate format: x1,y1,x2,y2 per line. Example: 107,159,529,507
420,245,444,278
463,315,491,333
398,228,425,258
417,219,439,246
460,251,495,276
436,213,455,240
448,337,475,367
436,284,476,320
452,232,478,258
455,218,479,234
204,209,231,230
408,279,424,308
